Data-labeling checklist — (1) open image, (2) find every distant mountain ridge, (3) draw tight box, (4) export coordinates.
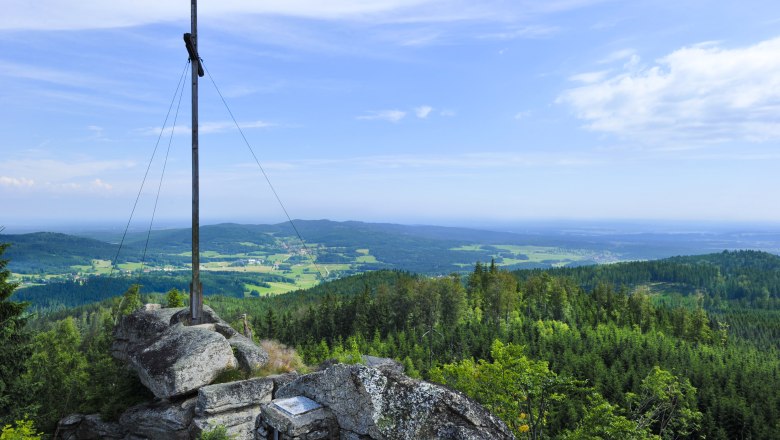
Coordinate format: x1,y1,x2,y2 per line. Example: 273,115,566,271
3,219,780,276
0,232,122,273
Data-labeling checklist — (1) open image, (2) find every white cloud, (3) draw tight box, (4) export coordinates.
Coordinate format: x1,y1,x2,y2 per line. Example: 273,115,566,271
353,152,600,168
0,174,114,193
90,179,113,191
138,126,191,137
439,109,456,117
246,152,603,170
357,110,407,123
0,0,608,31
514,111,531,120
141,120,274,136
0,157,135,183
0,176,35,187
201,120,275,134
0,1,450,31
479,25,560,40
558,37,780,144
415,105,433,118
0,60,118,89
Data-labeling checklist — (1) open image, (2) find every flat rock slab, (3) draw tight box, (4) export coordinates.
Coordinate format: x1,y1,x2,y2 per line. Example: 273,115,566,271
277,364,515,440
192,378,274,440
196,377,274,416
57,414,125,440
130,324,237,399
119,397,197,440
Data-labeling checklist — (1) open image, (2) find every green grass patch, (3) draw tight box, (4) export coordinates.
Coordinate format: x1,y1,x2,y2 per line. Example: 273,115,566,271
267,253,291,262
355,255,378,263
492,245,588,263
451,244,484,251
71,265,92,272
117,262,145,271
243,281,306,296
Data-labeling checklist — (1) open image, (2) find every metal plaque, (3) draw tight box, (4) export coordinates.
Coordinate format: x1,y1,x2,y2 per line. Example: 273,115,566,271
273,396,322,416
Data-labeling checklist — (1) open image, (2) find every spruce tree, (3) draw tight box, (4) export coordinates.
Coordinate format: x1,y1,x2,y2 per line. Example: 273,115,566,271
0,241,32,425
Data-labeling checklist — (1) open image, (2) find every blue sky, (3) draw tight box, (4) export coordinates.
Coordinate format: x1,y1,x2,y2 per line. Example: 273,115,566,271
2,0,780,230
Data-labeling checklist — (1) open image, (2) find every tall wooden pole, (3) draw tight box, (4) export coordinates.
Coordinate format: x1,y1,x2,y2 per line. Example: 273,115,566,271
188,0,203,324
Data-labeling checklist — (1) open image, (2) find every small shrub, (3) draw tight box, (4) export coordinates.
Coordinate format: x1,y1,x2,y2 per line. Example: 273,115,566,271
257,339,307,375
0,419,42,440
212,368,247,384
199,424,234,440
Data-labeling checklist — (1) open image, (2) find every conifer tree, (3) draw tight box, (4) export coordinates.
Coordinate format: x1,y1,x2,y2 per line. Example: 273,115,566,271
165,288,185,308
0,241,32,426
118,284,142,316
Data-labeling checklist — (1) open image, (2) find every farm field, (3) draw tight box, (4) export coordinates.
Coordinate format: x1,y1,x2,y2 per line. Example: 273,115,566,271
8,219,780,304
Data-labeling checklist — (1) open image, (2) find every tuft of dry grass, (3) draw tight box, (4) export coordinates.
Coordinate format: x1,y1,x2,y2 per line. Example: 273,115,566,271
257,339,308,376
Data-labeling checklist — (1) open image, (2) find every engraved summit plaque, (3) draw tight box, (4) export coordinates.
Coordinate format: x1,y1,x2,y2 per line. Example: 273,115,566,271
273,396,322,416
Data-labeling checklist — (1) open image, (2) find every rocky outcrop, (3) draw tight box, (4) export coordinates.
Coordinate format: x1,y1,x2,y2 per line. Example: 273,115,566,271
257,397,339,440
119,397,197,440
112,305,269,399
57,398,196,440
191,378,274,439
361,355,403,375
112,304,183,362
57,414,125,440
129,323,237,399
64,305,513,440
275,364,514,440
230,334,270,372
170,306,229,327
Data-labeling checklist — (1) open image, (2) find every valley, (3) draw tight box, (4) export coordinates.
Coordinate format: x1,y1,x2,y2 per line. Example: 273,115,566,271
6,220,780,306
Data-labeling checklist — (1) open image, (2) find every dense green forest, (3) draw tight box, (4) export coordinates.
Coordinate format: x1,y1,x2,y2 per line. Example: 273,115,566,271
13,271,294,310
0,232,122,274
514,250,780,308
3,247,780,439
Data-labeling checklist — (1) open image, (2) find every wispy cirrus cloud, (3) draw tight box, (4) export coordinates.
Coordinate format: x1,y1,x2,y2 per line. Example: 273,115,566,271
0,158,123,194
558,37,780,145
0,157,135,182
238,152,604,170
0,60,119,89
0,0,608,32
479,24,560,40
0,176,35,188
348,152,602,168
356,110,407,123
140,120,275,136
358,105,436,122
414,105,433,118
201,120,275,133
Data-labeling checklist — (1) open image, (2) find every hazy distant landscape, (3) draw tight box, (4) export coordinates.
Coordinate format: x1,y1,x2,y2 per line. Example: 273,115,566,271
5,219,780,310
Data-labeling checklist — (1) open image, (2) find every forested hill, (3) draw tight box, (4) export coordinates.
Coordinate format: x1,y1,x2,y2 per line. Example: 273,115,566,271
0,232,121,273
17,251,780,438
514,250,780,308
6,220,780,276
